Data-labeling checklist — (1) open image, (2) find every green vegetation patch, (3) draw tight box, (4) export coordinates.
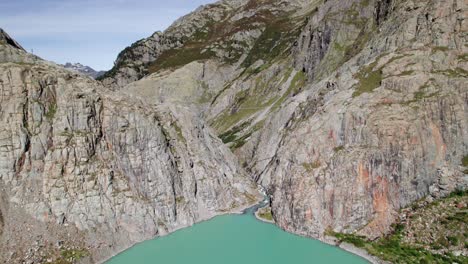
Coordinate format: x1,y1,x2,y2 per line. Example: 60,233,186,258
149,5,306,74
398,70,414,76
431,46,450,53
171,121,186,144
175,196,185,204
302,160,321,172
461,155,468,173
148,46,215,73
330,226,466,264
458,53,468,61
241,14,301,68
271,70,307,111
352,59,383,98
49,248,89,264
219,121,251,144
434,68,468,78
212,69,291,132
329,190,468,264
333,146,345,152
45,102,57,120
462,155,468,167
257,207,274,221
230,131,253,150
402,83,440,105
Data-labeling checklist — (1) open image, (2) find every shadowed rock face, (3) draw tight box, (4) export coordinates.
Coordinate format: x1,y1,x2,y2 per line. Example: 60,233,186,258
0,209,3,236
375,0,393,25
0,28,24,51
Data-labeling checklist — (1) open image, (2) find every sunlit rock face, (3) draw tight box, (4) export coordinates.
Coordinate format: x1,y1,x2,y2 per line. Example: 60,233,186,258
0,0,467,262
0,29,260,263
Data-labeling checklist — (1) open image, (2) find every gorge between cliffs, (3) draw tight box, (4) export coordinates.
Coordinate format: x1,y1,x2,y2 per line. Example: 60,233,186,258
0,0,467,263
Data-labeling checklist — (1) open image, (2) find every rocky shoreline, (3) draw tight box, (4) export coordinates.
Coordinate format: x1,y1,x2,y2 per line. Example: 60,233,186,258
98,198,262,264
322,237,386,264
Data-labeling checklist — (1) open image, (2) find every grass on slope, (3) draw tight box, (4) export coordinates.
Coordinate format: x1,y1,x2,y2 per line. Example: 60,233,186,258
148,2,307,74
352,59,383,98
328,190,468,264
257,207,274,222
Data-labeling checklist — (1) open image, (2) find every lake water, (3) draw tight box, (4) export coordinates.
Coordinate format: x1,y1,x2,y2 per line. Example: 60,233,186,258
106,206,368,264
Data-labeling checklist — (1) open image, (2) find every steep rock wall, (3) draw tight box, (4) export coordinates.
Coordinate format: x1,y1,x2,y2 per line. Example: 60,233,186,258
0,42,260,263
246,0,467,239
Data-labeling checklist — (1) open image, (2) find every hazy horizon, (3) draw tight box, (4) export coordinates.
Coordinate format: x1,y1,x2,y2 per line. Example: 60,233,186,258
0,0,216,70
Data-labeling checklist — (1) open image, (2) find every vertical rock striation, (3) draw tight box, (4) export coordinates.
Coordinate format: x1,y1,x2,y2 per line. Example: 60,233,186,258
0,31,260,263
0,0,467,262
245,0,467,239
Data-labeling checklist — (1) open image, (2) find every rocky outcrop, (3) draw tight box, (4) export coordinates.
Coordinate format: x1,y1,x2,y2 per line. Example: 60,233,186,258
242,0,467,239
375,0,393,25
97,1,240,89
98,0,313,90
102,0,467,243
0,39,260,263
0,29,24,51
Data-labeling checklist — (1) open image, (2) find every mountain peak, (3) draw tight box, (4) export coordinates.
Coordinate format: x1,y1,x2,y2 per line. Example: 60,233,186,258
61,62,105,79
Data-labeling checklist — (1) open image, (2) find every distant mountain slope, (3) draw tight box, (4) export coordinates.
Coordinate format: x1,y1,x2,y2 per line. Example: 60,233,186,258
62,62,105,79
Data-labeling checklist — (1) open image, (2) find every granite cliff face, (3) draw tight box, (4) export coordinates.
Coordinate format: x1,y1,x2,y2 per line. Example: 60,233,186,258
0,0,467,262
102,0,467,242
248,0,468,239
0,31,260,263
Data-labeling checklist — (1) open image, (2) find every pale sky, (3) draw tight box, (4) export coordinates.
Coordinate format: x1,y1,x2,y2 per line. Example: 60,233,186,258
0,0,216,70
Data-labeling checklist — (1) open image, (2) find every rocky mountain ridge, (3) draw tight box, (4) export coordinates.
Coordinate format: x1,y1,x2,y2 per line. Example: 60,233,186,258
102,0,467,239
0,0,467,263
100,0,467,248
61,63,105,79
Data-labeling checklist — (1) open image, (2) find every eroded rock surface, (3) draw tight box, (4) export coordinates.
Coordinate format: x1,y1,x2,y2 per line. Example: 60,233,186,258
0,36,260,263
87,0,468,250
108,0,467,242
1,0,467,262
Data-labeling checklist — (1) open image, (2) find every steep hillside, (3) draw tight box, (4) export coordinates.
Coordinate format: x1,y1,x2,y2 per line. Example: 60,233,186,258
98,0,316,89
0,30,260,263
100,0,467,243
0,0,467,263
329,190,468,263
244,0,467,240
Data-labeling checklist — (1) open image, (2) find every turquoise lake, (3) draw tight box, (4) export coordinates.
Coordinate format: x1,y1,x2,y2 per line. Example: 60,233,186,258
107,208,368,264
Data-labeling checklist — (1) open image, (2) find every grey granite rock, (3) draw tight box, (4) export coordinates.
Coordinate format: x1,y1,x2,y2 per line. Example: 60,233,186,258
0,0,467,262
0,40,260,263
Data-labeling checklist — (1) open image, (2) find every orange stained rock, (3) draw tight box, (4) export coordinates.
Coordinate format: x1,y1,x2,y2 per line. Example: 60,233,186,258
359,175,397,238
305,208,313,221
430,122,447,166
357,161,370,189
